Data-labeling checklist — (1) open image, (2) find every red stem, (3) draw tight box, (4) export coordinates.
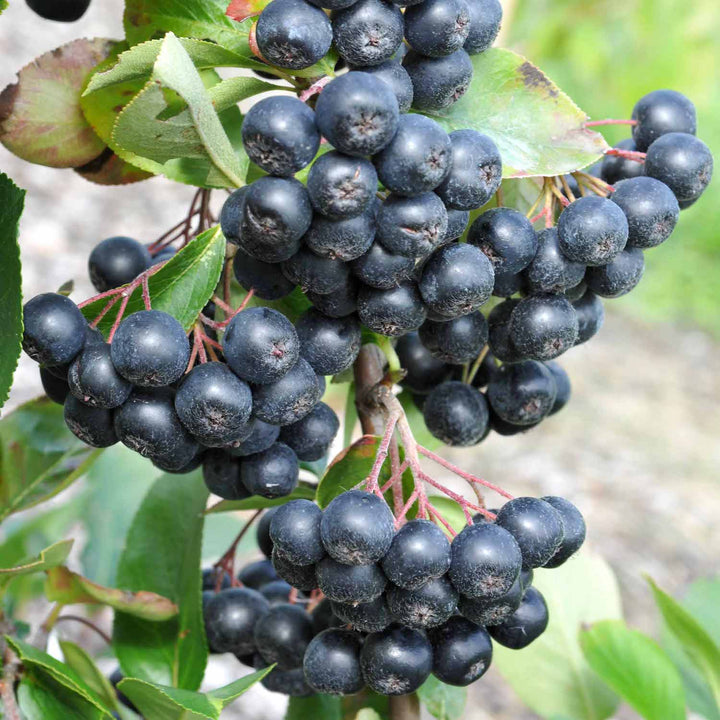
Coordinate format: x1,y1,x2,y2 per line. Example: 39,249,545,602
584,118,637,127
213,509,263,585
605,148,646,162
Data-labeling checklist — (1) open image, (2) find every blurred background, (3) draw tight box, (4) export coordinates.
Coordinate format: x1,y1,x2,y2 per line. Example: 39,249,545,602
1,0,719,717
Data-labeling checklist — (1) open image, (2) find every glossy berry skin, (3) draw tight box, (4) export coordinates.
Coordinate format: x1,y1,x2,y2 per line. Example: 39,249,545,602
396,332,452,395
585,247,645,298
254,603,314,669
295,309,361,376
351,242,415,290
282,248,351,295
445,208,470,242
220,187,247,245
306,278,359,318
304,629,365,695
222,307,299,386
271,548,318,591
280,402,339,461
242,96,320,177
251,358,321,425
332,0,404,66
202,450,247,500
419,243,495,319
232,249,295,301
321,490,394,565
241,443,299,498
315,72,400,157
376,192,449,258
541,496,587,568
238,559,279,590
64,396,117,448
611,177,679,249
175,362,252,446
464,0,502,54
303,209,376,262
487,299,524,363
573,290,605,345
260,580,293,605
307,151,378,220
226,418,279,457
495,497,565,570
419,311,488,365
332,596,392,633
489,587,548,649
257,507,278,558
509,294,579,361
405,0,470,57
546,361,571,415
357,282,427,337
558,195,629,266
269,499,325,565
423,381,489,446
22,293,87,367
522,228,585,295
361,625,433,695
111,310,190,387
352,61,413,113
68,342,131,409
458,574,523,627
256,0,332,70
487,360,557,426
644,132,713,203
600,139,645,185
204,587,270,655
437,130,502,210
374,115,452,196
114,388,199,470
26,0,91,21
40,367,70,405
429,618,493,687
239,177,312,262
403,49,473,111
88,236,151,292
387,575,458,629
632,89,697,152
468,208,538,275
317,557,387,603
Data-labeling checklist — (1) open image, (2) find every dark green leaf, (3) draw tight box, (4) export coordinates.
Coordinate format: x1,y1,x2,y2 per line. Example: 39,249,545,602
17,672,106,720
80,226,225,335
0,539,73,592
206,483,316,514
0,397,102,522
316,435,380,508
428,48,608,178
286,694,343,720
113,472,208,689
0,172,25,408
60,640,121,712
237,285,313,324
580,620,686,720
418,675,466,720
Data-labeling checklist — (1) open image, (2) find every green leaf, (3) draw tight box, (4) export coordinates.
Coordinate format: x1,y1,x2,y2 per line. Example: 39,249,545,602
206,483,316,513
417,675,466,720
0,539,73,591
206,668,275,708
428,48,608,178
649,578,720,708
0,172,25,409
580,620,686,720
80,226,225,335
493,550,621,720
425,496,467,533
113,472,208,690
0,397,102,522
398,392,444,452
286,694,343,720
60,640,121,713
17,672,106,720
0,39,112,168
0,0,7,15
316,435,380,508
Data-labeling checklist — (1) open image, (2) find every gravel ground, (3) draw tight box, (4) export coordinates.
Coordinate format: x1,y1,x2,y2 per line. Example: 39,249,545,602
2,2,719,718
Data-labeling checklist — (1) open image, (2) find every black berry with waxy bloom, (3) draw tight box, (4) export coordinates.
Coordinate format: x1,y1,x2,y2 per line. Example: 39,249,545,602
232,249,296,301
585,247,645,298
353,60,414,113
463,0,502,54
396,332,452,395
509,294,579,361
419,311,488,365
386,575,458,629
522,227,586,295
226,418,279,457
204,587,270,655
429,617,494,687
64,395,117,448
241,442,299,498
295,308,361,376
238,559,279,590
357,282,427,337
403,49,473,111
316,556,387,603
304,629,365,695
487,299,525,363
251,358,321,426
331,596,392,633
573,290,605,345
88,236,151,292
40,367,70,405
632,89,697,152
202,450,248,500
541,496,587,567
487,360,557,426
270,499,325,566
423,381,489,447
253,603,314,669
68,342,131,409
303,208,376,262
279,402,339,461
404,0,470,57
489,586,549,649
257,507,279,558
272,548,318,591
458,574,523,627
546,361,571,415
468,207,538,275
282,247,351,295
600,139,645,185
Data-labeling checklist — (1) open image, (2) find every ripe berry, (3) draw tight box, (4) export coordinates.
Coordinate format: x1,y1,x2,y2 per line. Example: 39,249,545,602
22,293,87,367
332,0,404,66
303,209,376,262
585,247,645,298
279,402,339,461
357,282,427,337
110,310,189,387
522,228,586,295
331,596,392,633
222,307,300,385
419,243,495,318
254,603,314,669
220,188,247,245
463,0,502,54
204,587,270,655
257,507,278,558
256,0,332,70
557,195,629,266
321,490,394,564
203,568,232,592
259,580,293,605
304,629,365,695
251,358,321,425
509,294,579,361
202,450,248,500
387,575,458,629
429,618,494,690
225,418,279,457
67,342,131,409
632,89,697,152
272,548,318,591
26,0,91,21
315,72,400,157
88,237,151,292
492,270,523,298
376,192,449,258
487,361,557,425
458,574,522,626
405,0,470,57
282,248,351,295
242,96,320,177
40,367,70,405
64,395,117,448
307,152,378,220
255,660,312,696
351,242,415,290
269,499,325,565
468,208,538,275
445,208,470,242
600,139,645,185
419,311,488,364
487,299,525,363
316,557,387,603
541,496,587,567
396,332,452,394
306,279,360,318
360,625,433,695
295,308,362,376
238,559,280,590
573,289,605,345
423,381,489,446
644,132,713,203
232,249,295,301
241,442,299,498
546,361,571,415
403,49,473,111
489,586,548,649
352,61,414,113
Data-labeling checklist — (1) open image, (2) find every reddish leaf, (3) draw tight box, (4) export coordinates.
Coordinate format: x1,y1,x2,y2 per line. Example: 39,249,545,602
226,0,270,23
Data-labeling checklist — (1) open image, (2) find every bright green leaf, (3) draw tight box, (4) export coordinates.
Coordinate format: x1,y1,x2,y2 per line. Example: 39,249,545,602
0,539,73,591
429,48,608,178
417,675,466,720
206,483,316,513
17,672,107,720
580,620,686,720
286,694,343,720
316,435,380,508
60,640,121,712
207,668,275,708
0,397,102,522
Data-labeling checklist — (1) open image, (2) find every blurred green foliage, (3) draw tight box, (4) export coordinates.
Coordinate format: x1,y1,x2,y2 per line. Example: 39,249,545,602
508,0,720,335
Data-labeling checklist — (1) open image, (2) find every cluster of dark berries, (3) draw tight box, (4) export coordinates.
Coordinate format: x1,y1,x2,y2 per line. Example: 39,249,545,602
202,490,585,696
